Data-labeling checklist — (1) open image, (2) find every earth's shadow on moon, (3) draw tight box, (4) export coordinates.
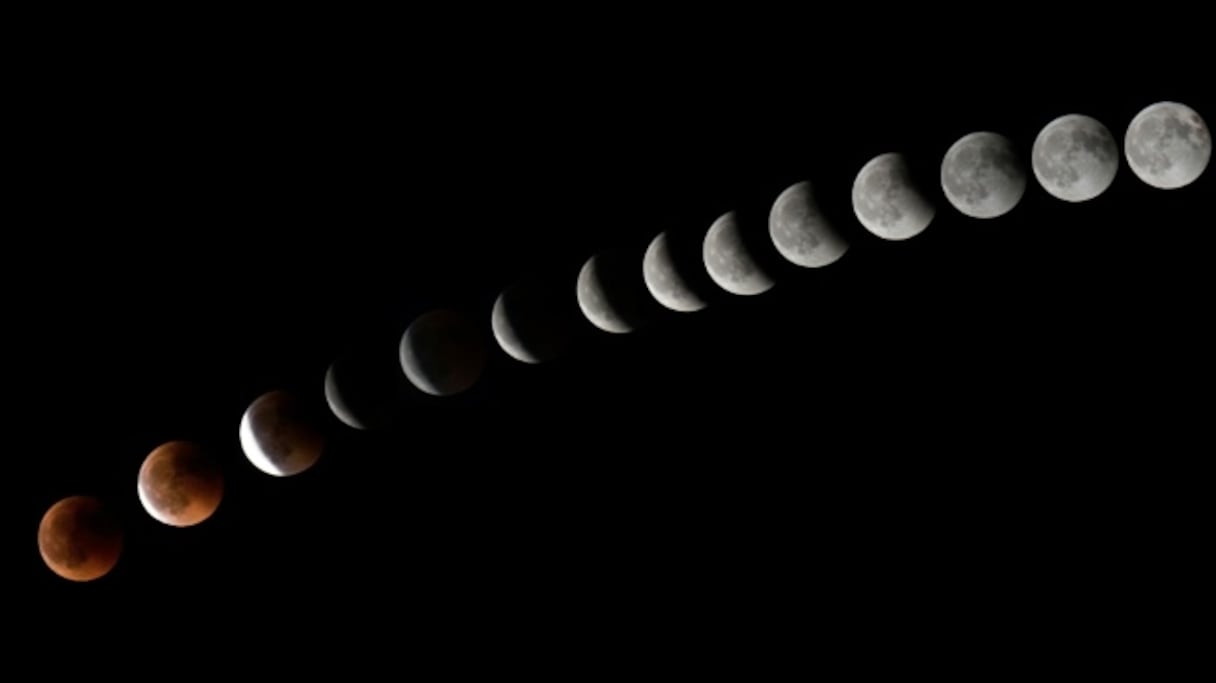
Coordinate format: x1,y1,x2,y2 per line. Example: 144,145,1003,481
493,270,578,364
649,225,719,311
326,327,417,432
578,245,661,334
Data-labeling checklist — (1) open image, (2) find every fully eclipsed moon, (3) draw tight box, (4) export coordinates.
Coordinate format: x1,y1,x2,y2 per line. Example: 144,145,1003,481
940,132,1026,219
702,211,774,296
577,250,650,333
1124,101,1211,189
38,495,123,582
400,309,487,396
852,152,935,240
1031,114,1120,202
643,231,708,312
240,390,325,477
492,280,573,363
768,181,849,268
137,441,223,527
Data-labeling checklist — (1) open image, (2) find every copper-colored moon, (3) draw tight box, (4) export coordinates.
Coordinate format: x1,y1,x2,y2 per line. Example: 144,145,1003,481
137,441,224,527
239,389,325,477
37,496,123,582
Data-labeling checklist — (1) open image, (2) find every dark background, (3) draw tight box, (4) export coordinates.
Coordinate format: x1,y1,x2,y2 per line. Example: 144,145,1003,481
12,19,1211,656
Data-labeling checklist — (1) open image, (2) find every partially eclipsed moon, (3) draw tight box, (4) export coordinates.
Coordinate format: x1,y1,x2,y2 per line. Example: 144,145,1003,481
702,211,775,296
1032,114,1119,202
577,251,649,333
643,231,708,312
1125,101,1211,190
137,441,223,527
852,152,935,240
400,309,487,396
240,390,325,477
492,281,573,363
38,495,123,582
768,181,849,268
940,131,1026,219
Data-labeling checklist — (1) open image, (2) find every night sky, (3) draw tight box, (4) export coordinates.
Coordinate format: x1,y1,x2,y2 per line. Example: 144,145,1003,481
16,25,1211,654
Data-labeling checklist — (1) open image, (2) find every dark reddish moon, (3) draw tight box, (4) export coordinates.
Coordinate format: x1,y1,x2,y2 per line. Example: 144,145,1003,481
137,441,224,527
37,496,123,582
239,389,325,476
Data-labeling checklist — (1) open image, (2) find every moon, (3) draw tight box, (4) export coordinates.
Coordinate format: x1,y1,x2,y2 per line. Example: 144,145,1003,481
137,441,223,527
1125,101,1211,189
1031,114,1120,202
940,132,1026,219
703,211,775,296
577,250,650,333
400,309,486,396
240,390,325,477
38,496,123,582
852,152,935,240
643,231,708,312
325,334,413,431
492,280,573,363
325,362,369,430
768,180,849,268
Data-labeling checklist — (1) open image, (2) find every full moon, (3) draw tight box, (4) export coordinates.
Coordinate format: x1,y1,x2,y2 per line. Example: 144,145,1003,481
940,132,1026,219
577,250,650,333
1031,114,1120,202
703,211,775,296
852,152,935,240
400,309,487,396
38,496,123,582
643,231,708,312
240,390,325,477
137,441,223,527
768,180,849,268
492,280,573,363
1125,101,1211,189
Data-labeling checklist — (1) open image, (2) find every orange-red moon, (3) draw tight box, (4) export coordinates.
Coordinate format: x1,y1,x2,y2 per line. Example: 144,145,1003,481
137,441,224,527
38,496,123,582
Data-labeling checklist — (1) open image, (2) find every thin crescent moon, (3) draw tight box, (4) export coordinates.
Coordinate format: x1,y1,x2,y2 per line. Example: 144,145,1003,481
324,363,368,430
239,409,284,477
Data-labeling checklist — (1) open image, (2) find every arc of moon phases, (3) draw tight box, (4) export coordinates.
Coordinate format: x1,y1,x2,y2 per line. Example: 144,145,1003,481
768,181,849,268
702,211,775,296
643,231,708,312
492,281,573,364
577,251,650,333
399,309,486,395
137,441,223,527
38,496,123,582
852,152,935,240
1031,114,1120,203
1124,101,1211,190
940,132,1027,219
240,390,325,477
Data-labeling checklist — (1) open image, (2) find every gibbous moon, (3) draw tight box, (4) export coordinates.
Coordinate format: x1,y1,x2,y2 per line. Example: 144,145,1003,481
643,231,708,312
703,211,775,296
240,390,325,477
852,152,935,240
400,309,486,396
577,250,650,333
940,132,1027,219
137,441,223,527
1125,101,1211,189
1032,114,1119,202
38,496,123,582
768,181,849,268
492,280,573,363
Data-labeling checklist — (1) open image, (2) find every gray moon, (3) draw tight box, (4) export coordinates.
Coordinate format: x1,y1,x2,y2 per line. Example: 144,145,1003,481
1031,114,1120,202
239,390,325,477
577,252,648,333
491,282,571,363
940,132,1026,219
643,231,707,312
852,152,935,240
324,363,367,430
1125,101,1211,189
400,309,486,396
703,211,774,296
768,181,849,268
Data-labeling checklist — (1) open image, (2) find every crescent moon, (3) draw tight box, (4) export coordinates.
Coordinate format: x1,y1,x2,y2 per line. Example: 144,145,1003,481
702,211,775,296
324,362,368,430
399,309,487,396
577,252,648,333
491,282,572,364
239,390,324,477
643,231,708,312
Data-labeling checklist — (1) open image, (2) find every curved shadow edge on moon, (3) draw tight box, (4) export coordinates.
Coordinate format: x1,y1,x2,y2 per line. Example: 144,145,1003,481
399,309,487,396
325,363,369,430
491,283,573,363
940,132,1026,219
240,390,325,477
1031,113,1120,203
137,441,224,527
852,152,935,240
768,181,849,268
702,211,775,296
1124,101,1211,190
577,253,645,333
643,231,708,312
38,496,123,582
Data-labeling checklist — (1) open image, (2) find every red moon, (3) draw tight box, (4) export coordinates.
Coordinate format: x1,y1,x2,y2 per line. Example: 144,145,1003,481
137,441,224,527
38,496,123,582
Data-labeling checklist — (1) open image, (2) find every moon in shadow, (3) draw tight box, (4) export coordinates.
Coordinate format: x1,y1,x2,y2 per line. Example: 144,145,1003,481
1032,114,1120,202
400,309,486,396
325,333,414,431
703,211,775,296
577,250,651,333
1125,101,1211,189
768,181,850,268
492,280,574,363
38,496,123,582
137,441,223,527
940,132,1026,219
240,390,325,476
643,231,708,312
852,152,935,240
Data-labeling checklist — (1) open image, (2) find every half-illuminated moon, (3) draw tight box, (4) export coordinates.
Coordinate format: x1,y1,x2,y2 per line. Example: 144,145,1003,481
702,211,775,296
